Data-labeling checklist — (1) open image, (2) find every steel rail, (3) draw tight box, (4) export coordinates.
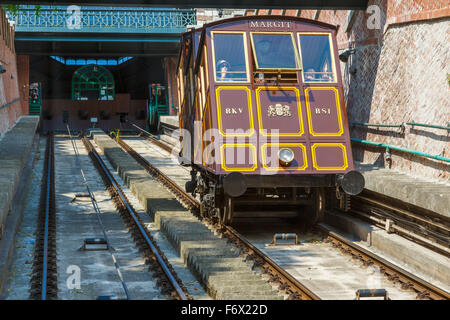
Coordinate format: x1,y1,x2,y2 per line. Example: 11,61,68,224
352,122,404,128
41,134,53,300
348,208,450,258
318,224,450,300
354,194,450,232
82,136,189,300
224,225,320,300
115,134,320,300
31,133,57,300
349,194,450,257
114,135,199,211
127,121,175,154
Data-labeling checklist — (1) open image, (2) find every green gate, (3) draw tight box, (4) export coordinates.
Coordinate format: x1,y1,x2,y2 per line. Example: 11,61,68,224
72,65,114,101
29,82,42,115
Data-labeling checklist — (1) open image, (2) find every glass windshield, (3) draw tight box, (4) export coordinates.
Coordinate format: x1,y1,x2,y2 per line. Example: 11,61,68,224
193,31,201,61
251,33,299,70
213,33,248,82
299,34,335,82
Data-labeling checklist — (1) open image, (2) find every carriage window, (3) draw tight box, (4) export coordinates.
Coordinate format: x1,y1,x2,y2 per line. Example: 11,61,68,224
298,34,335,82
212,32,248,82
251,33,300,70
193,31,201,62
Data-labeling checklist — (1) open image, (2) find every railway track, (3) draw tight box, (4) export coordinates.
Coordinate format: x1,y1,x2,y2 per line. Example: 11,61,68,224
349,191,450,257
82,136,191,300
317,224,450,300
115,132,449,300
114,134,319,300
135,130,449,255
30,134,57,300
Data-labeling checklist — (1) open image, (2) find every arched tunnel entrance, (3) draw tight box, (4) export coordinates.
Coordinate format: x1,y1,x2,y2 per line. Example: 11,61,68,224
29,54,170,131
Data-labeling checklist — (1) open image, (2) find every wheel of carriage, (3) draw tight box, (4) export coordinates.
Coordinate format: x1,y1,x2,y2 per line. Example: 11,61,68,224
219,196,234,226
301,187,326,226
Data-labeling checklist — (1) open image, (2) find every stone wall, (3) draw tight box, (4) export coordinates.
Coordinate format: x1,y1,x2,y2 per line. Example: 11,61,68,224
0,8,26,137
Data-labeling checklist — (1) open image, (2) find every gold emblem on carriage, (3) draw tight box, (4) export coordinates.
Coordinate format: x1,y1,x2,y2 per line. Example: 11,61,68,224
268,104,291,117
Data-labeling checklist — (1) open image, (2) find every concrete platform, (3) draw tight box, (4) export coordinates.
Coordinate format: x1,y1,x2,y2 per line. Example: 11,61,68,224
0,135,40,296
0,116,39,239
355,162,450,218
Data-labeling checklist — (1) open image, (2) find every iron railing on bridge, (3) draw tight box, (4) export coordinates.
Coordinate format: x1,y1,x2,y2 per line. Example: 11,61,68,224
8,6,197,34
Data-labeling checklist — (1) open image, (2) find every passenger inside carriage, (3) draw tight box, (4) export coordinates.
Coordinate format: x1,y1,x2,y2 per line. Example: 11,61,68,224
217,60,231,81
213,33,247,82
305,68,317,81
299,34,335,82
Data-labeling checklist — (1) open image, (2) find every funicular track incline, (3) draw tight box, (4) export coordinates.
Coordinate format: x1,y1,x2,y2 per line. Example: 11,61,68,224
119,132,450,300
82,136,190,300
115,134,320,300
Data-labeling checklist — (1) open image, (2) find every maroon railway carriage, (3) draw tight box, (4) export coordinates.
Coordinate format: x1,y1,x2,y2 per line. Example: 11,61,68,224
176,16,364,225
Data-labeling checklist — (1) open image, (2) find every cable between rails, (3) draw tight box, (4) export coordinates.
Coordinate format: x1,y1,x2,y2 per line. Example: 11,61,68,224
65,125,131,300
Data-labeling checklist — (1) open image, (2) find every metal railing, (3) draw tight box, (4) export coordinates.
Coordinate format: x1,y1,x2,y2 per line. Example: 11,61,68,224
8,6,196,34
351,138,450,163
352,121,450,132
406,121,450,131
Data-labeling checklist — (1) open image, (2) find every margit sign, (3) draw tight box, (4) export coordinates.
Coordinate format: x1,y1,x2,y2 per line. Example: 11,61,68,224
249,20,294,29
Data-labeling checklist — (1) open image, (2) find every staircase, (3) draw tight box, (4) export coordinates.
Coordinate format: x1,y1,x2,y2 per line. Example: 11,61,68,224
29,103,41,116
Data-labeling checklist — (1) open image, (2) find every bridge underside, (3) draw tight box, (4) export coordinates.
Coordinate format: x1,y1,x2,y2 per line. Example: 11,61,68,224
15,33,180,56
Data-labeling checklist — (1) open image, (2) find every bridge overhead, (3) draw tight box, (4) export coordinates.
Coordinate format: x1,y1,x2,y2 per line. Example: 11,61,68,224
10,6,197,56
1,1,369,9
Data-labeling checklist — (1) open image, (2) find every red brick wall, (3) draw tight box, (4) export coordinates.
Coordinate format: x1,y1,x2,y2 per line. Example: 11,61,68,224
0,8,24,136
246,1,449,181
16,54,29,115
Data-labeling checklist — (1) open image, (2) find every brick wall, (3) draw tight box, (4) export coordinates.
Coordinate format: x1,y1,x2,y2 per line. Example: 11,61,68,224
16,54,29,116
0,8,25,136
245,1,449,182
192,9,246,27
